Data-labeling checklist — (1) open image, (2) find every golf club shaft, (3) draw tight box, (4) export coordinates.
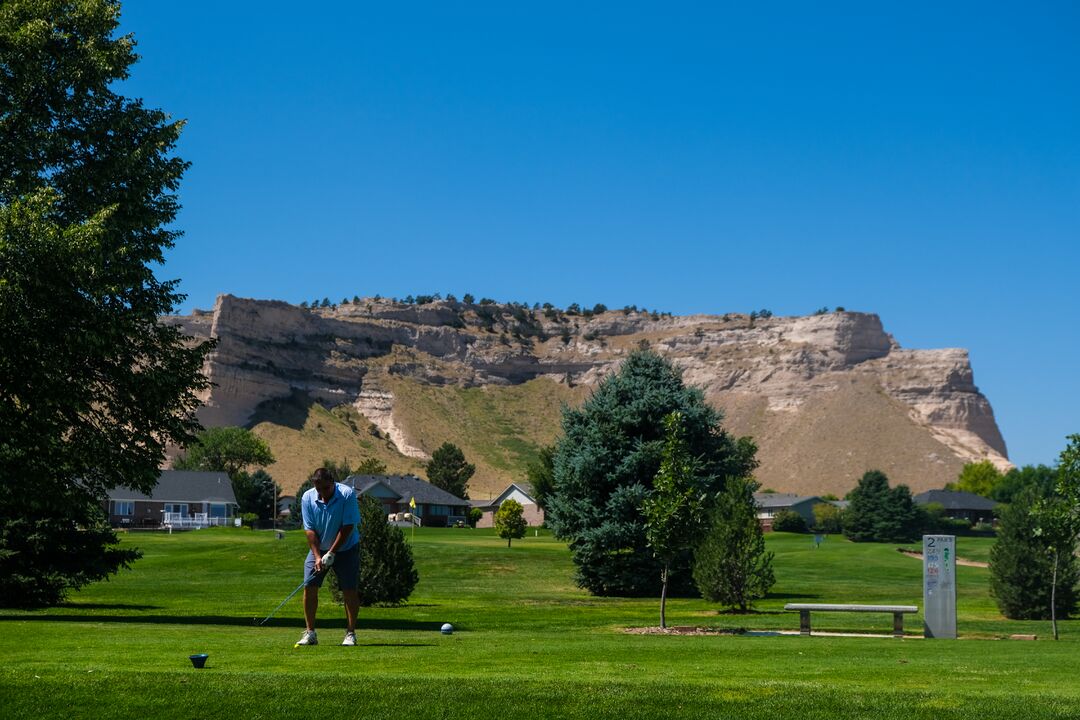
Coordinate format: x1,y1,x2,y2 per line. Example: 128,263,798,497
258,568,327,626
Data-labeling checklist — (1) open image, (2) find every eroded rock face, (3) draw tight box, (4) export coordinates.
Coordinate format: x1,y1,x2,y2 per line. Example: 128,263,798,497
166,295,1011,492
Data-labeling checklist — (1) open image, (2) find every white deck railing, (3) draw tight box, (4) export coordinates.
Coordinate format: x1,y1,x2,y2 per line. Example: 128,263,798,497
163,512,231,529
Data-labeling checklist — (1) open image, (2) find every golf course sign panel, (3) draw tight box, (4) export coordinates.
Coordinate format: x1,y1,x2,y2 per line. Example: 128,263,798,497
922,534,957,639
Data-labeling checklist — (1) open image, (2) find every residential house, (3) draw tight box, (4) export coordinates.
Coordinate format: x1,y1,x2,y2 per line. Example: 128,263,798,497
472,482,544,528
913,489,998,525
753,492,826,531
105,470,238,528
345,474,470,528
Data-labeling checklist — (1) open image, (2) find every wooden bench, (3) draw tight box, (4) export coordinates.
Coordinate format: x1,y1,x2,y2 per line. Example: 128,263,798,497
784,603,919,638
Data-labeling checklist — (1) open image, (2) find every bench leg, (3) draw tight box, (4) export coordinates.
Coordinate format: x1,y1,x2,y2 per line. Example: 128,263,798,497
893,613,904,638
800,610,811,636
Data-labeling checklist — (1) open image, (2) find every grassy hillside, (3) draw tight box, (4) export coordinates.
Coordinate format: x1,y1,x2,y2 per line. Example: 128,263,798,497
389,376,590,498
247,379,589,497
247,392,427,495
1,530,1076,719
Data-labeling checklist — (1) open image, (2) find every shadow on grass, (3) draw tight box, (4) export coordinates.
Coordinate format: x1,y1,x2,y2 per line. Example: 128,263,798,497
58,603,164,611
0,614,454,632
360,643,437,647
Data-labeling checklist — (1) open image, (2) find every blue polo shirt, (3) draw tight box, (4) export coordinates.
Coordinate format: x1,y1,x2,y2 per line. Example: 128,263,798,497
301,482,360,552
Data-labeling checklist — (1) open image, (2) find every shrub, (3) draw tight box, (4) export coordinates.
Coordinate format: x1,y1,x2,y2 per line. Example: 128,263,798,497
990,488,1079,620
330,495,418,606
811,503,843,534
771,510,808,533
240,512,259,529
468,507,484,528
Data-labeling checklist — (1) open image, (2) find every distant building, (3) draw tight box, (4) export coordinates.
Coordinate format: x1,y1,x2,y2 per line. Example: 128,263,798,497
913,489,998,525
472,482,544,528
753,492,826,531
105,470,238,528
345,474,470,528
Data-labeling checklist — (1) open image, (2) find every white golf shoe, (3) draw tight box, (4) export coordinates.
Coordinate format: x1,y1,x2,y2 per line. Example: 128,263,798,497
342,631,357,647
295,630,318,646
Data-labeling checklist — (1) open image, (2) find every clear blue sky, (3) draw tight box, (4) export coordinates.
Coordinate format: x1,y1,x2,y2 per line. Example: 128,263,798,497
120,2,1079,469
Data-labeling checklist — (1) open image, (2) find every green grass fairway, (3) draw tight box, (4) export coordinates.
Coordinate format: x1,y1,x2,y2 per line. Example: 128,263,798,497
2,529,1076,719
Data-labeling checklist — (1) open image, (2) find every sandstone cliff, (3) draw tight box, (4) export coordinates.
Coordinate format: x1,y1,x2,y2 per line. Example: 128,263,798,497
165,295,1010,497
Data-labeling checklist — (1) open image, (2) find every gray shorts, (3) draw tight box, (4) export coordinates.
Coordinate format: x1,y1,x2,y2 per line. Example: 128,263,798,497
304,544,359,590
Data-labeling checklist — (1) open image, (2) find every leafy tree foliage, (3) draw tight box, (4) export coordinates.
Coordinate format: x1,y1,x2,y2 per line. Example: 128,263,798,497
494,499,528,548
0,1,212,606
173,427,275,481
525,445,556,513
232,469,281,522
811,502,843,534
990,486,1078,621
771,509,809,533
331,495,418,606
1032,435,1080,638
643,412,708,627
992,464,1057,504
842,470,921,543
547,350,758,596
426,442,474,500
947,460,1004,497
693,477,775,612
355,457,388,476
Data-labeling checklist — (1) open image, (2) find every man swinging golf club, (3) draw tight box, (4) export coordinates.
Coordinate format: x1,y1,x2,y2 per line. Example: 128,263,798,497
296,467,361,647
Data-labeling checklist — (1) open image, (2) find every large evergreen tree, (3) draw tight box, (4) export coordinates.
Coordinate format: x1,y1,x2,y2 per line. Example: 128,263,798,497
547,350,757,596
0,1,212,606
842,470,922,543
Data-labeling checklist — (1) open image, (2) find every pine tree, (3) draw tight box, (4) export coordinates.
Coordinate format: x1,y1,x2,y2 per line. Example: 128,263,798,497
693,477,775,612
331,495,418,606
842,470,921,543
426,442,474,499
547,350,757,596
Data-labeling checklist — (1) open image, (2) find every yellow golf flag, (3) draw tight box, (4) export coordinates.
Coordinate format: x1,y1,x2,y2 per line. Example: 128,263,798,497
409,496,416,509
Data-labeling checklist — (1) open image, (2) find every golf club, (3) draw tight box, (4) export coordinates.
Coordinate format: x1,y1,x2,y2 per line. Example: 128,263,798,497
254,553,335,626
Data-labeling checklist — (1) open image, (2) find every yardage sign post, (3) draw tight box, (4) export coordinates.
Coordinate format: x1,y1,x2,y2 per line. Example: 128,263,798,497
923,534,957,639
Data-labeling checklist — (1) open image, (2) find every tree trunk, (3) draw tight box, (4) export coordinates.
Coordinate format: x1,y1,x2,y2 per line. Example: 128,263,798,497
660,564,669,629
507,537,512,548
1051,549,1059,641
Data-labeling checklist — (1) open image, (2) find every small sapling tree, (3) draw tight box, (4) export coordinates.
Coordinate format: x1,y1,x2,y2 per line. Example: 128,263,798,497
990,486,1078,626
1033,435,1080,639
494,499,527,547
643,412,708,628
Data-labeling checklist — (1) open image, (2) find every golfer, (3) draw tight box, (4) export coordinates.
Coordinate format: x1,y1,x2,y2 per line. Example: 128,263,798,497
296,467,361,646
